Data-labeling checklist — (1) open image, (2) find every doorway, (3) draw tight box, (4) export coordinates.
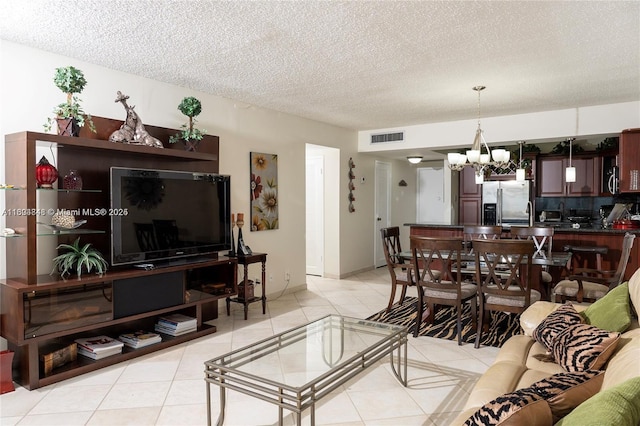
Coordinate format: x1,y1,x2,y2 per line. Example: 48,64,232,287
305,154,324,276
417,166,445,223
374,161,391,268
305,144,340,277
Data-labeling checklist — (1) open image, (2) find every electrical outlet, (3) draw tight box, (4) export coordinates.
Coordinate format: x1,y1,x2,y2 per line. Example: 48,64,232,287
269,274,273,282
285,270,290,281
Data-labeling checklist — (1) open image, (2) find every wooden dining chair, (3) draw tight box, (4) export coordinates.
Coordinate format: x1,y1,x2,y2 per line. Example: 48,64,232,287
463,225,502,253
510,226,555,285
380,227,415,312
473,239,540,348
553,233,636,303
410,236,477,344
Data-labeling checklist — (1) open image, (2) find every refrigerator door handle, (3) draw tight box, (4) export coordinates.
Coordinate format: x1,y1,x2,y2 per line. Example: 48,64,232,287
497,188,503,225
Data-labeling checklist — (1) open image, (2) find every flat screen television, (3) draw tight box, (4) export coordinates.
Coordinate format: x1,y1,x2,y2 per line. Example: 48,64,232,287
110,167,231,266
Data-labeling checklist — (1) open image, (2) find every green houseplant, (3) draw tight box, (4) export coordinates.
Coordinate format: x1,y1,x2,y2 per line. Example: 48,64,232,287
51,237,108,278
169,96,206,151
44,66,96,136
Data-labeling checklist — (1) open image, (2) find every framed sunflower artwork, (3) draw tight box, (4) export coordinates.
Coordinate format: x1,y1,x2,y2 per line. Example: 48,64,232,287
250,152,278,231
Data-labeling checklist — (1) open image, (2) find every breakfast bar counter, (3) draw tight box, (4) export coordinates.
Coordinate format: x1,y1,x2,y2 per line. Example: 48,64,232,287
407,224,640,281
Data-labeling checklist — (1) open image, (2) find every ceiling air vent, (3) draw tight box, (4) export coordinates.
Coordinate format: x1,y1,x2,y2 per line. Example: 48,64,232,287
371,132,404,144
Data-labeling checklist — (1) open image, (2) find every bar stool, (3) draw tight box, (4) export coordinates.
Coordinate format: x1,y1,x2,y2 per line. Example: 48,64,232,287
563,244,608,272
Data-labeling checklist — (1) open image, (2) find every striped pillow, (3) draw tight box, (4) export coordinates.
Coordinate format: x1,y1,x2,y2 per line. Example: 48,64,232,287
532,303,583,351
530,370,605,423
464,388,553,426
551,323,620,372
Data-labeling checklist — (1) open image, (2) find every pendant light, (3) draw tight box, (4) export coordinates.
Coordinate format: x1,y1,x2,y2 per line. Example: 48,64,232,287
565,138,576,183
447,86,512,175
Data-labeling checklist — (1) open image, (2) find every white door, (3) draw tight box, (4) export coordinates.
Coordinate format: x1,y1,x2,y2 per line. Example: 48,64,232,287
374,161,391,267
417,167,445,223
305,155,324,276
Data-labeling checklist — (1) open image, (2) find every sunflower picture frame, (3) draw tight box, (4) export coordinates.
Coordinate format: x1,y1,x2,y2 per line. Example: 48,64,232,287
250,152,278,231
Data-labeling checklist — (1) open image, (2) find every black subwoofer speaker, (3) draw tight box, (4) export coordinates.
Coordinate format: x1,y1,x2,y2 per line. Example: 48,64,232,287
113,271,184,318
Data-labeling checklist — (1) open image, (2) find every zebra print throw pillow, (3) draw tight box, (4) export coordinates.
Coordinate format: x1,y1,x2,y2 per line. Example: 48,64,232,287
532,303,584,351
551,323,620,373
530,370,605,423
464,388,553,426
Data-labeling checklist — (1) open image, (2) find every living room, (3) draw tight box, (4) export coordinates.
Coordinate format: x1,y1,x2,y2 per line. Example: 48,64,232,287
1,2,640,424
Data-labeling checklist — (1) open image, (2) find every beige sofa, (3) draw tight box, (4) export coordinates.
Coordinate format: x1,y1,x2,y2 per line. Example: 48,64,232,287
451,267,640,425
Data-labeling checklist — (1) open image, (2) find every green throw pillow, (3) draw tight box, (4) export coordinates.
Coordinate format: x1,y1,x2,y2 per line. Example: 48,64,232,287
556,377,640,426
582,282,631,332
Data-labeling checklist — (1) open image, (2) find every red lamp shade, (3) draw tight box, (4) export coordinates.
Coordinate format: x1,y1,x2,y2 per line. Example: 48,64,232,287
36,156,58,188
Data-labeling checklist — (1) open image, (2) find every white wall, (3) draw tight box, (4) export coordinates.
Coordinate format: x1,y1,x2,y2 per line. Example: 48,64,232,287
358,102,640,153
0,41,378,292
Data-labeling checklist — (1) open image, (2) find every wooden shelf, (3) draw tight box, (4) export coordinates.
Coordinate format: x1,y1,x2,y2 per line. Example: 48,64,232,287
2,122,234,390
6,131,218,162
38,324,216,388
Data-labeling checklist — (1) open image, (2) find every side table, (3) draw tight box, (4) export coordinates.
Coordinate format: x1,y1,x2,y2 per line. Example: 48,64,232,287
226,253,267,320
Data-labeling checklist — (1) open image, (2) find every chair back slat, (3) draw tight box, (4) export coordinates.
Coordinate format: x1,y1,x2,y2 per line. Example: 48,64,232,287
612,233,636,286
473,239,535,301
410,236,464,294
381,226,404,266
510,226,554,259
463,225,502,253
380,226,415,312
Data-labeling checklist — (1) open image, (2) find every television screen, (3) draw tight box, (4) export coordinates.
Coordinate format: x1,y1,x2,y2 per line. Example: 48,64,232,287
110,167,231,266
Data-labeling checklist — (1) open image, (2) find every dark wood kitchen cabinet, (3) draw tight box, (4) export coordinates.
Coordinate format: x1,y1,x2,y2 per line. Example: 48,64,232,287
620,128,640,193
458,167,481,224
537,155,597,197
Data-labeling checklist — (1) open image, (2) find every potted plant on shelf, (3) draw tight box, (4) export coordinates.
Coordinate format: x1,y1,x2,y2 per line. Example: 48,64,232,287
51,237,108,279
169,96,206,151
44,66,96,136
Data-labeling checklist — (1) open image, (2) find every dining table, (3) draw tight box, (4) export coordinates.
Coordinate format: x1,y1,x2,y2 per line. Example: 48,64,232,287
401,248,572,301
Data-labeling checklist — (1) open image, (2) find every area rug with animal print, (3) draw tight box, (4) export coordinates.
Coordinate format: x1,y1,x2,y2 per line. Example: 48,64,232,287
366,297,522,347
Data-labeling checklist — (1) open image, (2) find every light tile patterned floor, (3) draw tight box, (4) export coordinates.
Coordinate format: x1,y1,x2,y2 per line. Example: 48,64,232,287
0,268,499,425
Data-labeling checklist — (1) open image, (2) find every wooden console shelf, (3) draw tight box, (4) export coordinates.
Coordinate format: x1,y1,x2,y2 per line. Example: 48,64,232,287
1,122,233,390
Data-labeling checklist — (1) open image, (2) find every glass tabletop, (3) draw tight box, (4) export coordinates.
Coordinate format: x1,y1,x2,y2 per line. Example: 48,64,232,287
401,250,571,267
205,315,406,389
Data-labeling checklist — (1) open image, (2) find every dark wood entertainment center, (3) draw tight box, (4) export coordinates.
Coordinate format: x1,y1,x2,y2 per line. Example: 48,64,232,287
1,118,238,390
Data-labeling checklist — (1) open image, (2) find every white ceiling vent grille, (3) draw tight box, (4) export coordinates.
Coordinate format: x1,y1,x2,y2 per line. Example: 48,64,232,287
371,132,404,144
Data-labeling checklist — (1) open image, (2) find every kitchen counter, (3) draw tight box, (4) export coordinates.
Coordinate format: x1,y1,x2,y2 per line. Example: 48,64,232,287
407,224,639,280
406,223,640,234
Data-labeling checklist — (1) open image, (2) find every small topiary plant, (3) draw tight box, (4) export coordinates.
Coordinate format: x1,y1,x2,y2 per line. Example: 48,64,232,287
51,237,108,278
169,96,206,150
44,66,96,135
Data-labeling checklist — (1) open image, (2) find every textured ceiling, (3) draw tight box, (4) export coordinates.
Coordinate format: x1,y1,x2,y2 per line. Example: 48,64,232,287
1,1,639,131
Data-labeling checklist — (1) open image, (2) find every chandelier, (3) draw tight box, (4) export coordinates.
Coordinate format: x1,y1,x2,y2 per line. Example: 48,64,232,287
447,86,514,180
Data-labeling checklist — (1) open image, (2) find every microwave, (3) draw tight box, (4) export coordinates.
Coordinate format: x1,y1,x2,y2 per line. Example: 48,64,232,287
540,210,562,222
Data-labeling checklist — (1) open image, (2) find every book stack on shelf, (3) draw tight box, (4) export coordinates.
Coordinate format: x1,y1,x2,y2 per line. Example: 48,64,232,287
154,313,197,336
75,335,124,360
118,330,162,349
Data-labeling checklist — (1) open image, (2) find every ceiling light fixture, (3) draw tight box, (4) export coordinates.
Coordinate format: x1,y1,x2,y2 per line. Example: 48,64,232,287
565,138,576,183
407,156,423,164
447,86,513,182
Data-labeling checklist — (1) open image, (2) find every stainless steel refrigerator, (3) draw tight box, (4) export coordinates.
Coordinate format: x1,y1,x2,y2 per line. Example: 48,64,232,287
482,180,531,226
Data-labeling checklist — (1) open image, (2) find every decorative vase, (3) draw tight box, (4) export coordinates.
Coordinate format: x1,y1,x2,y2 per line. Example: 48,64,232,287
236,213,246,256
56,118,80,137
63,170,83,190
35,156,58,188
183,139,200,152
228,215,236,257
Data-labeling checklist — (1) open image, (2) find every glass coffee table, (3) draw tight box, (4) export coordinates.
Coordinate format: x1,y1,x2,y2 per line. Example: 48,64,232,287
204,314,408,425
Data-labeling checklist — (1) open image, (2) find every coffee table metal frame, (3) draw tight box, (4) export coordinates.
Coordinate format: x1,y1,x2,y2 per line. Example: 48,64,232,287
204,314,408,425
